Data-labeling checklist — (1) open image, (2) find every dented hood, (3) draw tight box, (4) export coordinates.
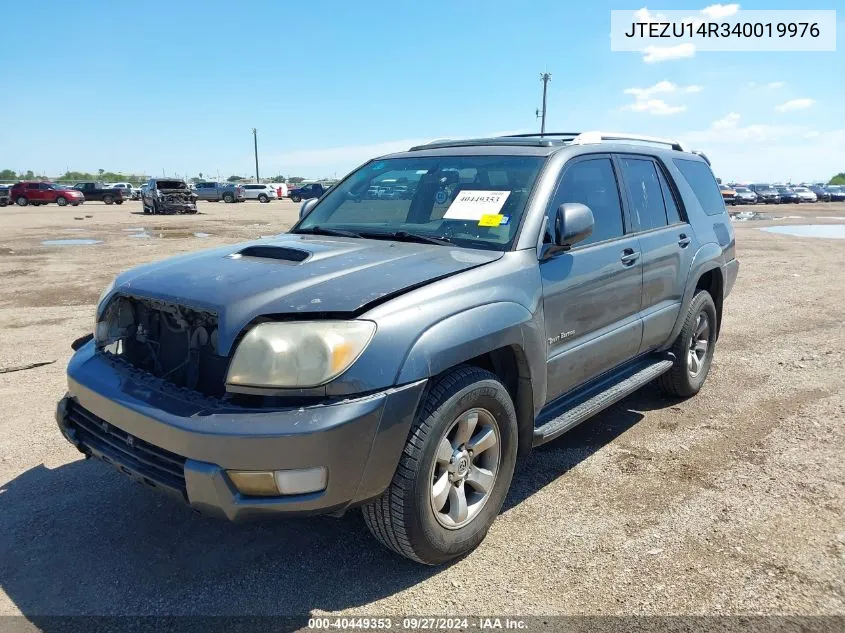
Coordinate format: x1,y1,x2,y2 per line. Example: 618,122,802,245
112,234,502,354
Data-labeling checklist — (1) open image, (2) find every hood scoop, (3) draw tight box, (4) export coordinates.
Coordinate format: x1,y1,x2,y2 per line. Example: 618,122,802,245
233,244,310,263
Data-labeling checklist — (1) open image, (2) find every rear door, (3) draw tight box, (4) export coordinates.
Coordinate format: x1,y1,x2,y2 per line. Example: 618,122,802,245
615,154,694,353
540,155,644,401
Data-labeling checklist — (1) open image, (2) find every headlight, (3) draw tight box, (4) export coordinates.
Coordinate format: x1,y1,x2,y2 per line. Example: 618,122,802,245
226,321,376,389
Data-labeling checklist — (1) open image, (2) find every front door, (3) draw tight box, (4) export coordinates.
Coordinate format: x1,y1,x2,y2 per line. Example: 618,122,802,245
540,155,644,402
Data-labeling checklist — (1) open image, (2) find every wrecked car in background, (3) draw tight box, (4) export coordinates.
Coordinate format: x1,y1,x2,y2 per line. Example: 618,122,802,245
141,178,198,215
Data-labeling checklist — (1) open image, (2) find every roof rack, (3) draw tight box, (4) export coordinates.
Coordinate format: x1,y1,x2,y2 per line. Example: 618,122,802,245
408,136,564,151
570,131,687,152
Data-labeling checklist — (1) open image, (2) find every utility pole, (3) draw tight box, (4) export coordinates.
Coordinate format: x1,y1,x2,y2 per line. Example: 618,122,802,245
536,72,552,136
252,128,260,183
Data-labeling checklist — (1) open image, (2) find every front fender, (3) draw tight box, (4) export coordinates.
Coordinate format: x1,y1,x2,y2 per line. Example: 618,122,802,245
395,302,546,410
664,242,725,346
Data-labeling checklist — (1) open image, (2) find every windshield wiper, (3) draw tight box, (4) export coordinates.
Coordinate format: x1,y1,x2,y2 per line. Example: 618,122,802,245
360,230,451,246
294,226,363,238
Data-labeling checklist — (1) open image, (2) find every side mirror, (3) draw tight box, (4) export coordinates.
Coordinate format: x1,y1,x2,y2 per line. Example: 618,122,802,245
300,198,318,219
544,203,594,258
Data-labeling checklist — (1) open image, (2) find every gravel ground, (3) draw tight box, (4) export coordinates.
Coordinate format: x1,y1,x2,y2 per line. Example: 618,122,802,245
0,200,843,619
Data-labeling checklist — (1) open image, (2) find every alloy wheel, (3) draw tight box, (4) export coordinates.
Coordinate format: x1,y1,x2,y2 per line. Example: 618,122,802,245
687,312,710,377
429,408,500,530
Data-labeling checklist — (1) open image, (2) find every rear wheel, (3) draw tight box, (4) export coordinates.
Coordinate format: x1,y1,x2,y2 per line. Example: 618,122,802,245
16,196,28,206
115,200,123,205
103,195,114,205
363,366,518,565
658,290,718,398
290,195,301,203
258,194,269,203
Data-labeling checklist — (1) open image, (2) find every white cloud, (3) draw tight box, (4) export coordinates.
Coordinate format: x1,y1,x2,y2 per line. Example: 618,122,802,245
683,112,801,144
804,131,821,139
775,98,815,112
622,80,701,115
767,81,786,89
642,43,696,63
633,7,667,24
624,99,687,115
700,4,740,19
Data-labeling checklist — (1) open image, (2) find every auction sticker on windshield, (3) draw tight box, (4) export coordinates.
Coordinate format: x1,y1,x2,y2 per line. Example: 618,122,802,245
443,190,511,221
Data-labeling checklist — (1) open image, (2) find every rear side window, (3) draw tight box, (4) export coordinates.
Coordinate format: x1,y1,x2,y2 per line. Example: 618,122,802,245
655,164,682,224
550,158,625,247
618,157,667,231
673,158,725,216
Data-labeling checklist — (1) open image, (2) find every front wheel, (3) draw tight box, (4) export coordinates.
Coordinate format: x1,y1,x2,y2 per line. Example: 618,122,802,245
363,366,518,565
103,195,114,205
290,195,301,203
657,290,718,398
223,193,234,203
56,196,68,207
115,200,123,205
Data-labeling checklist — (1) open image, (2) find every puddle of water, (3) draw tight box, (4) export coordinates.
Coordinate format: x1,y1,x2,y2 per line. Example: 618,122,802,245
761,224,845,239
42,239,103,246
122,227,145,232
63,228,87,232
128,232,151,239
194,232,211,238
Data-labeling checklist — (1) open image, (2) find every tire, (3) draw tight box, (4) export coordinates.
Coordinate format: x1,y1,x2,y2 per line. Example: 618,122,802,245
56,196,68,207
16,196,28,207
103,195,114,205
223,193,234,203
363,366,518,565
258,194,269,203
115,200,123,205
657,290,718,398
290,195,301,203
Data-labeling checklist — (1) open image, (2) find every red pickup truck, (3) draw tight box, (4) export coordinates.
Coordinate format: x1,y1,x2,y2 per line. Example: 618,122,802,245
9,182,85,207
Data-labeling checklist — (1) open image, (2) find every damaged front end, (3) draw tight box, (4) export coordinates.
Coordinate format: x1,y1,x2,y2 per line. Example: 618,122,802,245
96,295,228,397
156,189,198,214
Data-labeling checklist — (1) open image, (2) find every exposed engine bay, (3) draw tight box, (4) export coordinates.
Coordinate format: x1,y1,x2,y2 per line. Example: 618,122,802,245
148,180,198,215
97,295,228,396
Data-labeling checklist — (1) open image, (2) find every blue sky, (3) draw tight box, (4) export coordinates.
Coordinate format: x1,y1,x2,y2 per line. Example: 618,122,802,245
1,0,842,182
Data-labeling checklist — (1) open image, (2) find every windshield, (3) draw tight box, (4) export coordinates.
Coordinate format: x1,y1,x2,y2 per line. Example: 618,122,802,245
156,180,187,189
294,155,545,250
735,187,749,192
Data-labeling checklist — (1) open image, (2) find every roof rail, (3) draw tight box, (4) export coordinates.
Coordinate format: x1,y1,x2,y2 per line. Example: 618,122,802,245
408,136,561,151
570,131,687,152
502,132,581,139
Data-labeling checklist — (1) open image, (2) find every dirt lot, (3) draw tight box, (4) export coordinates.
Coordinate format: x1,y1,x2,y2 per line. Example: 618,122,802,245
0,199,843,619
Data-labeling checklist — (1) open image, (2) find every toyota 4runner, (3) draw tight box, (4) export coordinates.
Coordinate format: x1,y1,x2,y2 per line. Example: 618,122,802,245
57,132,738,564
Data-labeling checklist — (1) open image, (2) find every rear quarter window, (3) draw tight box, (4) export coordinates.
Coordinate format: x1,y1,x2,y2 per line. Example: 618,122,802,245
673,158,725,216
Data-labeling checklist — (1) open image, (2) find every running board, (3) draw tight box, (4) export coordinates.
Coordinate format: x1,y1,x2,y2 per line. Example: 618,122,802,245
533,358,673,446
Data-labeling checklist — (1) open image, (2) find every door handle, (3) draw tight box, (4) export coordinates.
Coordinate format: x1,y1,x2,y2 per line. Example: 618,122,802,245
678,234,691,248
620,249,640,265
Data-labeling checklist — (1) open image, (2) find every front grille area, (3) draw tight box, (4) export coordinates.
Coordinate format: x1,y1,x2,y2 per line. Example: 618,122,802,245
65,401,187,499
100,295,228,397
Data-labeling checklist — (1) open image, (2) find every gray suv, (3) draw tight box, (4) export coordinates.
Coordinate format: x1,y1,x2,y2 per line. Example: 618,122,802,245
57,132,738,564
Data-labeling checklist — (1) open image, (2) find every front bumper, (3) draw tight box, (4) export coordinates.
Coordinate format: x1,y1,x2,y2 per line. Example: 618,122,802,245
57,343,426,520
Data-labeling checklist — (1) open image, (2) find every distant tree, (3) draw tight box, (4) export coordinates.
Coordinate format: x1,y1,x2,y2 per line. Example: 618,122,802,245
21,170,35,180
0,169,16,180
226,175,241,182
287,176,305,184
830,172,845,185
269,174,286,183
98,169,105,178
189,177,201,183
198,172,203,180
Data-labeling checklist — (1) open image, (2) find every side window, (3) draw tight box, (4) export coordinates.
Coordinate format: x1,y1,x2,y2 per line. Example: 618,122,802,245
547,158,625,247
655,163,683,224
673,158,725,216
618,157,667,231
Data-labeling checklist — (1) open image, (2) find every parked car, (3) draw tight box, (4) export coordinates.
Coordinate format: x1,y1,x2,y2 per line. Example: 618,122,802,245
11,181,85,206
0,185,9,206
808,185,831,202
110,182,138,200
288,182,327,203
733,186,757,205
775,186,800,204
791,186,817,203
749,184,781,204
241,183,278,203
826,185,845,202
141,178,198,214
72,182,125,205
193,181,245,203
58,131,738,564
719,184,737,206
